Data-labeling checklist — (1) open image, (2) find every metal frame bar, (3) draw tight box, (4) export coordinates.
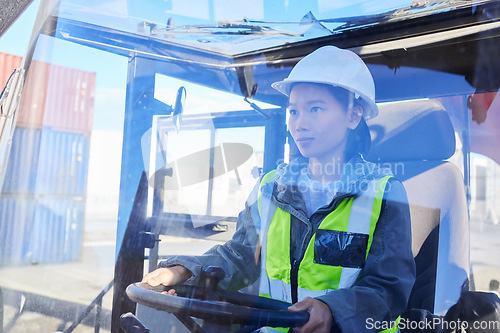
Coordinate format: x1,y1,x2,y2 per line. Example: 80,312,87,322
64,280,113,333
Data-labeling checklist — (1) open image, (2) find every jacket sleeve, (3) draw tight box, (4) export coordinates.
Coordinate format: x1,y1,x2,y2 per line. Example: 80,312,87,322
158,179,262,291
316,178,416,333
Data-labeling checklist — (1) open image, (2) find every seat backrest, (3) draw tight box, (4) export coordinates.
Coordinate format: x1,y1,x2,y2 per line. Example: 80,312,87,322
366,99,470,315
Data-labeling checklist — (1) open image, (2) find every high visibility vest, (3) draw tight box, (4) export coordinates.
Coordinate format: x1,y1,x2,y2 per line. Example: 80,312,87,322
257,170,399,333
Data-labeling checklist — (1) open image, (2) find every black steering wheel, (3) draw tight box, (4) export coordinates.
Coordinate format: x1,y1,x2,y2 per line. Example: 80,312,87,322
126,267,309,332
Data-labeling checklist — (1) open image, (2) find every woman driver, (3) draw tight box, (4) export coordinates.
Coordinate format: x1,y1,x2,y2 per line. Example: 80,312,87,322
143,46,415,333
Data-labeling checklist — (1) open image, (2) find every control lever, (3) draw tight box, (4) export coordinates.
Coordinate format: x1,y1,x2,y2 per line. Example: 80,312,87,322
200,266,225,301
120,312,150,333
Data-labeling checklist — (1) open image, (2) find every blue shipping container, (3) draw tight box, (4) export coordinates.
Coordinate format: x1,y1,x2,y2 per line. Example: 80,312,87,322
1,128,41,194
0,197,85,265
1,127,90,196
0,197,35,265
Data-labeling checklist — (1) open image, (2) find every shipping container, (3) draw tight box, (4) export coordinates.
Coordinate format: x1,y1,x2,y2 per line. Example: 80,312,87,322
16,61,51,128
0,52,22,89
0,196,34,265
1,127,41,193
2,127,90,196
36,129,90,196
16,60,96,132
0,196,85,265
43,64,96,133
27,197,85,264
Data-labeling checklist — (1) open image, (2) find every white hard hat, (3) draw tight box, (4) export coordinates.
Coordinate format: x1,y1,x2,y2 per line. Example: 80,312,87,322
272,46,379,119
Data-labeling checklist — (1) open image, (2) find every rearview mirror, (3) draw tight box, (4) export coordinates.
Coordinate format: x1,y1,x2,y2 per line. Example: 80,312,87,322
172,86,186,132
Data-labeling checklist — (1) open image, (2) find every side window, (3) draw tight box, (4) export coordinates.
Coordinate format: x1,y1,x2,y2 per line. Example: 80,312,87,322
470,154,500,292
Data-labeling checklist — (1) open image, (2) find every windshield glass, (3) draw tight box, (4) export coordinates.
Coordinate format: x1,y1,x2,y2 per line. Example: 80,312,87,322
52,0,480,55
1,0,500,332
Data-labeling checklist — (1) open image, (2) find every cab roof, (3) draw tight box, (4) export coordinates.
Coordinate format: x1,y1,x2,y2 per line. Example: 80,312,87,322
34,0,500,104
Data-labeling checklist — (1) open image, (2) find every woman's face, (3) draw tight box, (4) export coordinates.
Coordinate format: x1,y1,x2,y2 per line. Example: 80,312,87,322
288,83,360,162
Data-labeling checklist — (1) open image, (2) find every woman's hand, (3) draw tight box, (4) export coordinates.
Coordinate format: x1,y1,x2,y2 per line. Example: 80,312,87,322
142,266,192,289
288,297,333,333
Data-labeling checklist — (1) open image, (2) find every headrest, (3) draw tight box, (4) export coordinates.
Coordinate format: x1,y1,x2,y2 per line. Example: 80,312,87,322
366,100,456,162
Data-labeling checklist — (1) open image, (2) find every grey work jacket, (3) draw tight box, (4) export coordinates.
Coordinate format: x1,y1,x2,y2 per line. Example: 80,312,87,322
160,154,416,332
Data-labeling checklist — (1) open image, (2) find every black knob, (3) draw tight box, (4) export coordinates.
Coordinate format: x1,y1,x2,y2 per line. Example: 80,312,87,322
120,312,150,333
201,266,225,301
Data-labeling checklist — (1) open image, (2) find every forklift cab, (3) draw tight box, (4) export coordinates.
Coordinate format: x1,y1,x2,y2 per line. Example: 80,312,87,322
1,0,500,332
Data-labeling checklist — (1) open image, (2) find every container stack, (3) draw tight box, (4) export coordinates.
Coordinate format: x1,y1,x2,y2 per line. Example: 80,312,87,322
0,53,23,190
0,53,22,88
0,57,95,265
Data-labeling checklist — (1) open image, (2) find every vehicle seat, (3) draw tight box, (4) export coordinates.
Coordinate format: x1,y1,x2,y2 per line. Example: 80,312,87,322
366,99,470,315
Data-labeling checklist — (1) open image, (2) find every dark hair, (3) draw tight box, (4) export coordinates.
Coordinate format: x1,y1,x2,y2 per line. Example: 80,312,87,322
324,85,371,160
345,117,371,160
288,83,371,161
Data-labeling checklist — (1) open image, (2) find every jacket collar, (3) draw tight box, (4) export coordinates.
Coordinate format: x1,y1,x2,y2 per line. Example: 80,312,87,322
261,154,393,206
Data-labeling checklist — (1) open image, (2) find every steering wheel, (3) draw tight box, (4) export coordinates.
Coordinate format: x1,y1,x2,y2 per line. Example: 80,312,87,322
126,267,309,332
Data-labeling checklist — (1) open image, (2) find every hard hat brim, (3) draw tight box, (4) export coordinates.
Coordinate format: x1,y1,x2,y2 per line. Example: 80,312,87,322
271,79,379,120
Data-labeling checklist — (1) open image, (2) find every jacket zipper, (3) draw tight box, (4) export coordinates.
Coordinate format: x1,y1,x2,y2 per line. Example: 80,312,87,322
290,222,312,304
291,259,300,304
288,193,355,304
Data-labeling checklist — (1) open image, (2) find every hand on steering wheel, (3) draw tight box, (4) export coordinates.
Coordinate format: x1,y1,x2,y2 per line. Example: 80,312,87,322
289,297,333,333
128,266,310,332
142,265,191,289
